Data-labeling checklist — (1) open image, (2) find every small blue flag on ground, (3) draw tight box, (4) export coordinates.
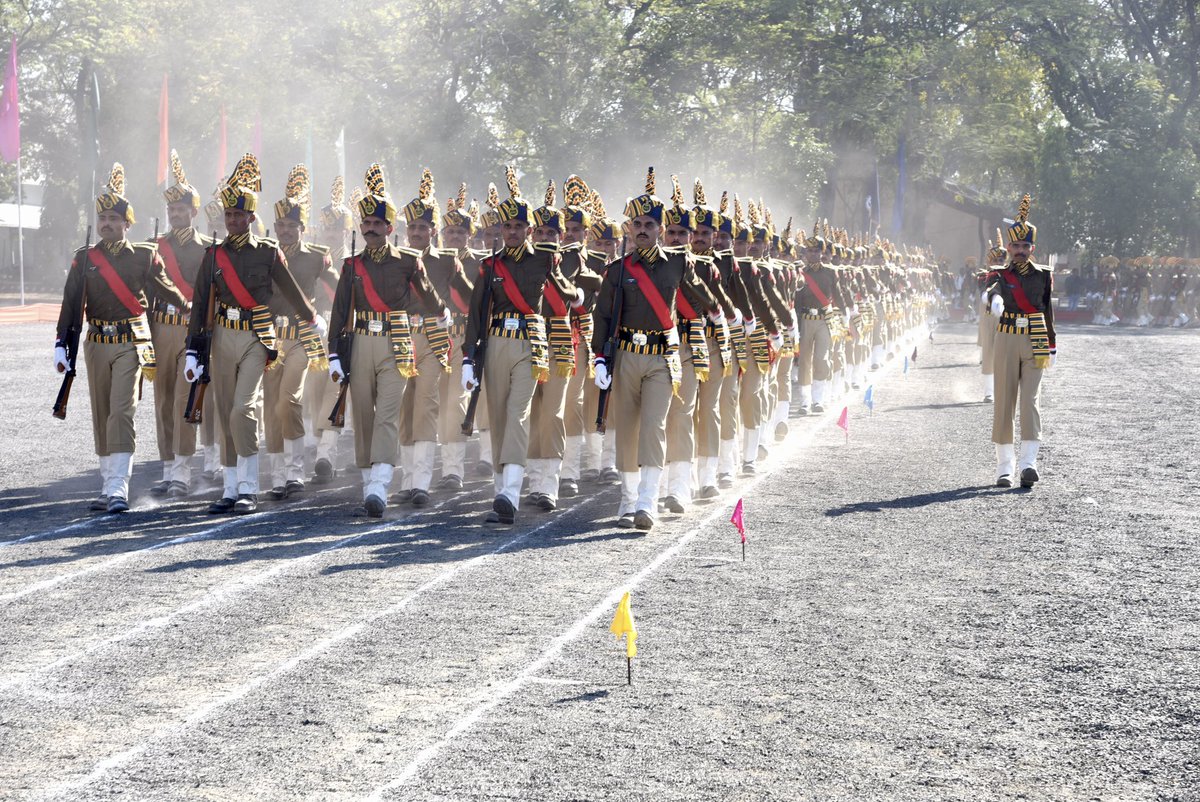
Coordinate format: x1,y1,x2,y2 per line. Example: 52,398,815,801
864,385,874,412
903,355,909,375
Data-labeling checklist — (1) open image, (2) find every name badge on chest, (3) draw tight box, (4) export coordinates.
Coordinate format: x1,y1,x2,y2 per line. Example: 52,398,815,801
503,317,521,331
631,332,648,346
1016,318,1028,329
368,319,384,333
226,308,242,322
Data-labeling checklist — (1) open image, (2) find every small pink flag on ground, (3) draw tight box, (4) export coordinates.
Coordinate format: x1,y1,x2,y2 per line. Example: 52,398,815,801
837,406,849,441
731,498,745,541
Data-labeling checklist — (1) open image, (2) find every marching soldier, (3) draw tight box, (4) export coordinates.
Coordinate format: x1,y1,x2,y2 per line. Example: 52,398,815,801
985,195,1056,488
394,169,458,507
149,151,214,498
184,154,320,515
462,167,583,524
435,186,481,491
584,191,624,485
308,177,353,482
326,163,449,517
55,163,186,512
796,224,837,416
591,167,718,530
265,165,335,499
977,230,1007,402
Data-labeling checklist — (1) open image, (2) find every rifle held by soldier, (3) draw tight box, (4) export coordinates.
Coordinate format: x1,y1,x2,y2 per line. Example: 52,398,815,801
52,225,91,420
461,233,500,436
184,233,218,424
328,231,356,428
594,234,627,433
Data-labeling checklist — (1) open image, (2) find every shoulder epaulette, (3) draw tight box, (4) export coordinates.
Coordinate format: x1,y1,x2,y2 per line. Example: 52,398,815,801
533,241,560,254
307,242,331,255
692,252,716,265
395,245,423,258
468,247,492,260
132,241,157,250
559,241,584,253
661,245,689,256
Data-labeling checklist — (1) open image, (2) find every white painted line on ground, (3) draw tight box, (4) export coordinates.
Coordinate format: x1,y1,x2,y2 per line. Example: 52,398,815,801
0,488,346,606
0,518,96,548
0,492,466,692
35,495,606,799
365,352,911,798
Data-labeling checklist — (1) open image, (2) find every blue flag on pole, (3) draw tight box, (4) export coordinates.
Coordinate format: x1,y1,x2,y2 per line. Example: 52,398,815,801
903,355,909,375
864,385,874,412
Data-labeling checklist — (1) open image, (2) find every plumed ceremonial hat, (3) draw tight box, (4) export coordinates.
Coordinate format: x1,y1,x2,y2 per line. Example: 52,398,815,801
1005,194,1036,245
403,168,440,227
531,179,564,231
274,164,311,227
220,153,261,212
96,162,135,224
357,163,397,225
624,166,665,225
163,150,200,209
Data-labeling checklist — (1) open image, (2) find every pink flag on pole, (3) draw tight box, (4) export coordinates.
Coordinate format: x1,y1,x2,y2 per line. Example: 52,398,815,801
837,406,849,440
0,37,19,164
156,74,169,186
730,498,745,543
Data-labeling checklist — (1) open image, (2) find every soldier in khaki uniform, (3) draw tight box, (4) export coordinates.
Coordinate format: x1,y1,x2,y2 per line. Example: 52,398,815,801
584,192,624,485
795,225,838,416
55,163,186,512
308,177,353,482
977,230,1007,403
461,167,582,525
525,180,602,511
149,151,214,498
985,195,1056,488
184,154,319,515
326,163,449,517
591,168,717,530
266,165,336,499
435,186,482,491
395,169,458,506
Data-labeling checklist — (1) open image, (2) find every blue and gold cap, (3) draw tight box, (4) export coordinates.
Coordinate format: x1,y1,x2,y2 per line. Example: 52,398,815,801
691,179,720,231
480,182,502,229
623,166,665,225
733,195,753,243
357,163,397,225
497,165,530,224
531,179,564,231
220,153,261,212
562,175,592,228
319,176,353,232
716,191,734,235
1006,194,1036,244
663,175,696,231
587,190,620,242
96,162,135,224
163,150,200,210
442,183,477,234
274,164,311,227
403,168,440,227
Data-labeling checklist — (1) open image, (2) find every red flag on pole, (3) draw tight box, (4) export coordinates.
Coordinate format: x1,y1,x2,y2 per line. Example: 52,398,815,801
0,37,19,164
216,104,228,183
156,74,169,186
730,498,745,540
837,406,849,442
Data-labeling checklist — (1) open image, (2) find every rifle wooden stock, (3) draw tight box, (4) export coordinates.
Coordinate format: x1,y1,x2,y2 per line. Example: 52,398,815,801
52,225,91,420
461,241,500,436
184,236,218,425
328,378,350,428
594,240,627,434
327,232,355,429
184,378,208,424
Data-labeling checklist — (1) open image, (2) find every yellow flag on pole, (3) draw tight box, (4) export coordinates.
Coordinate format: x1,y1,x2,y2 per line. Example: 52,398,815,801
610,591,638,658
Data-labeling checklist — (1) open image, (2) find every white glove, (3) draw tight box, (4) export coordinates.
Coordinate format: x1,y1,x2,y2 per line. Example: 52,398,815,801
730,308,743,329
572,288,586,308
594,360,612,390
981,290,989,306
329,357,344,384
769,333,784,351
1049,349,1057,369
843,309,852,326
707,309,726,326
666,326,680,347
744,317,757,337
184,352,203,383
435,307,453,329
990,295,1004,317
54,345,69,374
311,314,328,338
789,309,799,330
462,361,477,391
789,323,800,341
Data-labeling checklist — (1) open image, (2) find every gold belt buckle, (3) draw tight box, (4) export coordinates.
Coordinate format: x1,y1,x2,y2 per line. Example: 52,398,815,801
226,307,242,322
503,317,520,331
101,324,117,337
632,332,648,347
368,319,384,334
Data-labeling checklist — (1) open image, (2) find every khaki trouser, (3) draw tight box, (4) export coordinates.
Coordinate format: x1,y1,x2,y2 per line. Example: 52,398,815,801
212,326,269,464
150,321,196,460
774,353,793,405
349,332,407,468
613,349,673,472
581,370,600,435
871,301,886,349
84,338,140,456
797,316,832,384
263,338,307,452
738,356,766,429
305,359,340,437
564,340,590,438
666,339,699,463
399,328,444,446
991,330,1043,444
978,302,996,375
718,361,740,441
484,335,537,467
693,336,725,459
529,355,570,460
437,329,469,446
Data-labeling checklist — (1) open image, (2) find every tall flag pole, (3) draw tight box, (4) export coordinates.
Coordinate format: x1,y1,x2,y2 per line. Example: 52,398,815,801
156,74,169,188
1,37,22,303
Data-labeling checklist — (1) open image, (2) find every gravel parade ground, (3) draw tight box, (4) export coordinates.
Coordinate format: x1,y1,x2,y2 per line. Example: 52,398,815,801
0,320,1197,801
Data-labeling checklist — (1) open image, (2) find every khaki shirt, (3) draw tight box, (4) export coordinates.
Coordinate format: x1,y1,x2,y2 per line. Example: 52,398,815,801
57,240,185,341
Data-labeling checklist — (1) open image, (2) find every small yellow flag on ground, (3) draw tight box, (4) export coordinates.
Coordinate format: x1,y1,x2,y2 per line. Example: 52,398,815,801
610,591,638,658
